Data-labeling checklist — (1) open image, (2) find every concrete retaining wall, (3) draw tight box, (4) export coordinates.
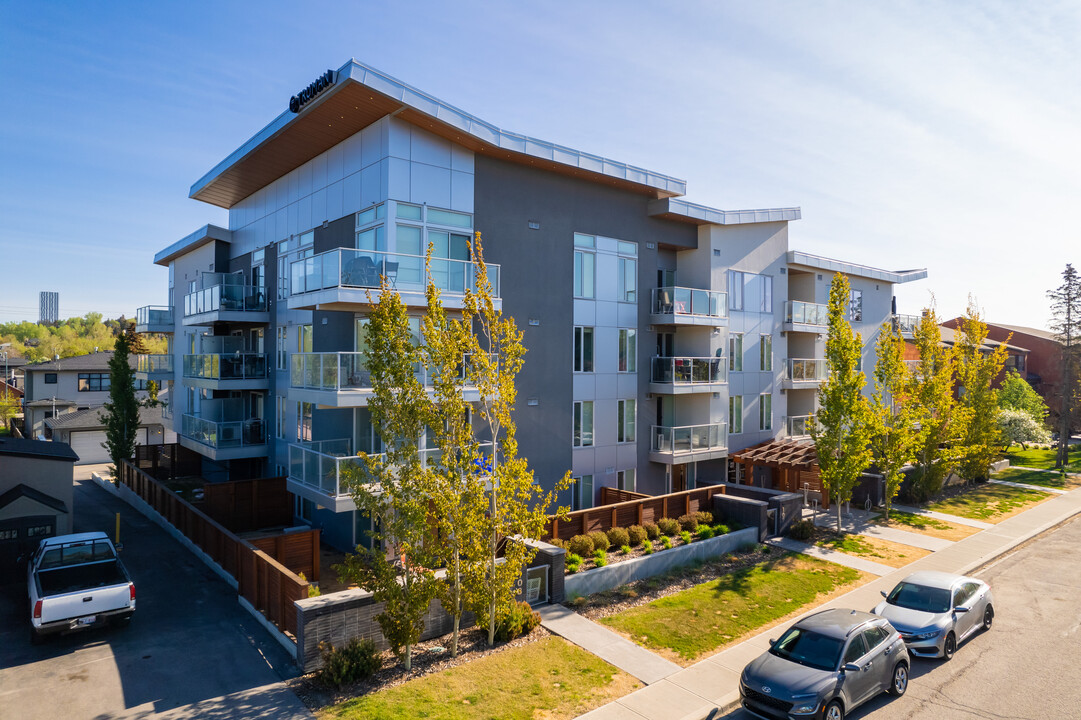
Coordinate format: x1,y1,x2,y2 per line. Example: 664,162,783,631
563,527,758,598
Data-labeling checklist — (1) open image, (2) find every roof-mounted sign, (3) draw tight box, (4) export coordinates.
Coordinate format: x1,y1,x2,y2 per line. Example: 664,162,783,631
289,70,336,113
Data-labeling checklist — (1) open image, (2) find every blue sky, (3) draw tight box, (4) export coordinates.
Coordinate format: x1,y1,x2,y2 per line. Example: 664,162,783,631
1,1,1078,329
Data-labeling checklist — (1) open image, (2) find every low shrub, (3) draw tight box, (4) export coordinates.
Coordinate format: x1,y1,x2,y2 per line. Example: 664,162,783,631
643,539,654,555
589,530,611,553
494,600,542,642
643,522,661,540
568,534,594,557
680,530,693,545
627,525,648,546
547,537,565,550
620,544,631,555
660,536,672,549
788,519,815,541
593,549,608,567
714,523,730,535
317,638,381,689
566,560,580,574
606,527,630,548
677,514,698,532
658,517,680,536
698,525,715,540
695,510,713,526
566,552,582,573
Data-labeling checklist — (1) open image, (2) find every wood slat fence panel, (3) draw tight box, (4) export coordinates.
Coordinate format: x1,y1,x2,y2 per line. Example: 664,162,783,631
545,485,727,542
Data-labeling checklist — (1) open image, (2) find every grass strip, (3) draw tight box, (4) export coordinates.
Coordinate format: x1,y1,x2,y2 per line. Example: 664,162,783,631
993,467,1069,488
872,509,953,531
927,482,1049,521
1004,445,1081,472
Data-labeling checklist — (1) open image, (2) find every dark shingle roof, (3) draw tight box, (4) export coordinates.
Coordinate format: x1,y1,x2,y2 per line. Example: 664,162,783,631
0,483,69,514
45,406,166,431
0,437,79,462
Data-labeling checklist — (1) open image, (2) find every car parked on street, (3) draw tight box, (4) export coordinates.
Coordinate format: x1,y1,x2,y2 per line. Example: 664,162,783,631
739,608,910,720
872,570,993,660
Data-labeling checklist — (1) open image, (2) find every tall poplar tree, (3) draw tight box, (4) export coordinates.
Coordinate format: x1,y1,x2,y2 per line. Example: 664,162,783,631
955,303,1008,481
102,331,140,476
871,320,919,519
812,273,874,529
1048,264,1081,468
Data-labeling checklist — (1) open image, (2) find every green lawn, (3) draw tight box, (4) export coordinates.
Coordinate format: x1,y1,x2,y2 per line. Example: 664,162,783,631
319,637,635,720
872,509,953,531
927,483,1050,521
599,555,860,662
1004,445,1081,472
815,532,882,558
993,467,1071,489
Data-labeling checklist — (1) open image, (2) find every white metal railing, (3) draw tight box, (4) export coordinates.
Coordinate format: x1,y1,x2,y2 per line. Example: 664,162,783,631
136,354,173,374
650,356,728,385
136,305,173,327
289,248,500,298
787,414,816,437
651,286,727,319
650,423,728,455
183,354,268,380
787,358,828,382
785,300,829,326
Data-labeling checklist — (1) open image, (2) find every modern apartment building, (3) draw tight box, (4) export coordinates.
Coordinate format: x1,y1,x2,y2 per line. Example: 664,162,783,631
142,60,926,552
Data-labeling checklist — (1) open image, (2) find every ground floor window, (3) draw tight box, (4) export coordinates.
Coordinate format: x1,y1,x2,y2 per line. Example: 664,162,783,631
574,474,594,510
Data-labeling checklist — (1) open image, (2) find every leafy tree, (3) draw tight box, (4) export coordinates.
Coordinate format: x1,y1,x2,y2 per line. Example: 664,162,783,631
812,273,874,529
1048,264,1081,468
102,332,141,477
998,408,1051,450
954,303,1008,481
0,389,19,432
998,370,1049,427
870,320,920,519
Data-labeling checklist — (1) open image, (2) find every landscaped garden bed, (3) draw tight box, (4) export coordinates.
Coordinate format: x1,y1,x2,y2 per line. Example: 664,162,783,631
926,481,1051,522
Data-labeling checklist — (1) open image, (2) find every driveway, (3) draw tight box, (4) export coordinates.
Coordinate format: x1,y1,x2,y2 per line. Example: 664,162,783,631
0,467,312,719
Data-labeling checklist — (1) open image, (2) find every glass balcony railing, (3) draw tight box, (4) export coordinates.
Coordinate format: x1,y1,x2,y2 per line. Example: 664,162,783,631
650,356,728,385
290,352,481,392
136,354,173,374
892,314,921,335
650,423,728,455
787,358,828,382
787,414,816,437
182,414,265,449
785,300,829,326
136,305,173,327
183,353,268,380
651,286,727,319
289,248,500,299
184,283,267,316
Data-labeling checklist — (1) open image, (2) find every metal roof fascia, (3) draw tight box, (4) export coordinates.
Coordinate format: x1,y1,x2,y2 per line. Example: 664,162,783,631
154,224,233,266
648,198,802,225
786,250,927,285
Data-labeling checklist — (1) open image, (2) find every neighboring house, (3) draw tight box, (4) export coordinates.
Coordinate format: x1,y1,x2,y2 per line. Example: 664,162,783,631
45,406,177,465
21,352,148,440
0,437,78,579
1,355,29,390
903,324,1028,385
140,60,926,552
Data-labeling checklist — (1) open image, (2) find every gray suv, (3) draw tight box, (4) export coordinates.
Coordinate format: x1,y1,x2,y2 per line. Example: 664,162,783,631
739,608,910,720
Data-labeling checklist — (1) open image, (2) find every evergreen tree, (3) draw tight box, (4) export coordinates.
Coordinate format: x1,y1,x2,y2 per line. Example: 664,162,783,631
871,320,920,519
1048,264,1081,467
102,332,141,477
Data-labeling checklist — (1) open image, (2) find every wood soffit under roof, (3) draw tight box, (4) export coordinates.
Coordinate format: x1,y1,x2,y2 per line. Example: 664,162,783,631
191,81,677,209
729,439,818,468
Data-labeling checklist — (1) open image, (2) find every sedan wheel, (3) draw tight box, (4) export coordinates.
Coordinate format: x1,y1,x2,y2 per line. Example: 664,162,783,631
825,700,845,720
942,631,957,661
983,605,994,631
889,662,909,696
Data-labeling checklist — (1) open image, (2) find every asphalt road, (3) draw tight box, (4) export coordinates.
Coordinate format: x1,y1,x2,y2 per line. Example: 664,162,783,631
718,513,1081,720
0,469,311,719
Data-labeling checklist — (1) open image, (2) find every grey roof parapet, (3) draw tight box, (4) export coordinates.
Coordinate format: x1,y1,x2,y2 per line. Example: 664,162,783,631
787,250,927,285
648,198,802,225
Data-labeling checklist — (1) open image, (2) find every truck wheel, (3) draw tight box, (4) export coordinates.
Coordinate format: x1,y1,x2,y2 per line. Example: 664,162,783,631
29,626,43,646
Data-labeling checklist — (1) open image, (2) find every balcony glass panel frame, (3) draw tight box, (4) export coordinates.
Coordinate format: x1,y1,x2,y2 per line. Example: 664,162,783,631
785,300,829,326
183,353,269,380
650,423,728,455
650,356,728,385
651,286,727,319
136,305,174,327
787,358,828,382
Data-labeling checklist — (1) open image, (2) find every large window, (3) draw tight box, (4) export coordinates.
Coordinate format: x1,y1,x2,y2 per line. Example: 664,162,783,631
760,393,772,431
573,401,594,447
618,329,637,372
728,270,745,311
575,474,594,510
729,333,743,372
849,289,863,322
617,243,637,302
617,468,636,492
296,401,313,442
573,234,595,299
297,324,313,354
573,327,594,373
761,275,773,313
730,395,743,434
760,334,773,371
617,399,636,443
278,231,314,299
276,327,288,370
78,373,110,392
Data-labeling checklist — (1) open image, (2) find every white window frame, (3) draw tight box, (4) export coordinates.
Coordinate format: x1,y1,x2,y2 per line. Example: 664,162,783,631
297,401,313,442
573,233,595,299
730,395,744,434
617,468,636,493
760,393,772,431
761,275,773,313
275,395,287,439
728,270,745,311
618,328,637,373
575,474,594,510
617,399,636,443
760,334,772,372
573,400,594,448
573,326,594,373
276,326,288,370
730,333,744,372
617,256,637,303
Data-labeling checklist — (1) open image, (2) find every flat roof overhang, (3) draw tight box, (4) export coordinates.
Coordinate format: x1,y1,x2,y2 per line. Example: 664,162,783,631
648,198,802,226
190,60,688,210
787,250,928,285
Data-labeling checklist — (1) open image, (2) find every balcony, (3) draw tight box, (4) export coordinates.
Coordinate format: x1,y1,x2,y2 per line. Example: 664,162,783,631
649,422,728,464
784,300,829,333
183,353,269,390
135,354,173,382
892,313,920,337
287,248,501,312
288,352,480,407
650,286,727,326
182,275,269,326
783,358,828,390
649,356,728,395
135,305,174,334
180,412,267,461
787,414,817,438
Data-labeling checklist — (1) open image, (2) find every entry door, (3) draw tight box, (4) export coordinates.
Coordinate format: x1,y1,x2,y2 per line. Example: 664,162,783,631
672,464,687,493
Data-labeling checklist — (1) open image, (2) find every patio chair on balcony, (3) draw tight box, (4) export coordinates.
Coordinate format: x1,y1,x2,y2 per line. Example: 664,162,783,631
344,256,379,287
657,289,673,314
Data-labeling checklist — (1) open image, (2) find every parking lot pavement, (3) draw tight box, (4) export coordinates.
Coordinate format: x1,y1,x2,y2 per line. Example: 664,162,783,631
0,475,312,720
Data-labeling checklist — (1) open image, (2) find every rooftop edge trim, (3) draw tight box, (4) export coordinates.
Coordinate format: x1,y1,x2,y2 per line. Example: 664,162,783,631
648,198,802,225
154,224,233,266
786,250,927,284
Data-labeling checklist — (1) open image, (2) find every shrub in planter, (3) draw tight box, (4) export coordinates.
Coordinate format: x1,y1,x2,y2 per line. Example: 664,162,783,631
620,544,631,555
593,549,608,567
548,537,565,550
643,539,654,555
680,530,693,545
568,534,594,557
788,519,815,541
566,559,580,574
677,514,698,532
606,526,630,548
643,522,661,540
627,524,648,546
713,523,730,535
658,517,680,536
695,510,714,526
698,525,715,540
495,600,542,642
317,638,381,689
660,536,673,549
589,530,611,553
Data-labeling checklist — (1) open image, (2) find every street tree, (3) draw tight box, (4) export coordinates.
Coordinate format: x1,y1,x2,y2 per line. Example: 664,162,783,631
812,273,874,529
102,331,141,478
870,320,920,519
1048,264,1081,467
998,370,1049,428
998,408,1051,450
954,303,1008,481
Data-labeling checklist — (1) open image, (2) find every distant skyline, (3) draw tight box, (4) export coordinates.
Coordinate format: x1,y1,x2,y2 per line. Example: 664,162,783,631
1,1,1078,329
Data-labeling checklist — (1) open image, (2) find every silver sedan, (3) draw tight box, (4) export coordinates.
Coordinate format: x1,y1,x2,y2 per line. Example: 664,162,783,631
872,571,994,660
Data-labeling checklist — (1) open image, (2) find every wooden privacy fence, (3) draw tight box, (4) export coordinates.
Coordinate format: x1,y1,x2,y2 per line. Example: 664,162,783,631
545,485,727,542
598,487,649,505
202,476,293,532
133,443,201,483
118,460,310,637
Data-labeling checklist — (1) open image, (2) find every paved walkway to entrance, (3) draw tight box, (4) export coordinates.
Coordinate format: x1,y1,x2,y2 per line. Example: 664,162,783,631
538,604,681,685
890,503,994,530
990,477,1070,495
811,508,955,551
768,536,894,575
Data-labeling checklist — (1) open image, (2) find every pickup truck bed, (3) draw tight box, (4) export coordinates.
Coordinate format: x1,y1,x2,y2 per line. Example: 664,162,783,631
38,561,127,596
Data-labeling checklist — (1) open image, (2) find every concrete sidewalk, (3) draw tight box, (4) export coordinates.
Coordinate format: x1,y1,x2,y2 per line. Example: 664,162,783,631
990,477,1070,495
575,486,1081,720
768,536,894,576
811,507,955,551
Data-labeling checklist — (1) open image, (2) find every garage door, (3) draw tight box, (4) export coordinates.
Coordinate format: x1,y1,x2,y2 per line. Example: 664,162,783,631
70,429,148,465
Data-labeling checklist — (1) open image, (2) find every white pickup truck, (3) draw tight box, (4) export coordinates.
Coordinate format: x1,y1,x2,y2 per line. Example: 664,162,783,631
27,532,135,644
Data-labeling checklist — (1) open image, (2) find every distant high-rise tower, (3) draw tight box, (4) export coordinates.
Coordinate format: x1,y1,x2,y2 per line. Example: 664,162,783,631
39,291,58,324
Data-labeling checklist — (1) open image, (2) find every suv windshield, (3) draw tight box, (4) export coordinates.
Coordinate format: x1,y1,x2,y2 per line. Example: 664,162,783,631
769,627,844,671
886,582,951,614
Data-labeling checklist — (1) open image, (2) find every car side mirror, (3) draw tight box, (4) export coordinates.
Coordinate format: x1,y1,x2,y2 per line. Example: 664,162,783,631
843,663,861,673
880,590,888,598
954,606,969,613
768,638,777,647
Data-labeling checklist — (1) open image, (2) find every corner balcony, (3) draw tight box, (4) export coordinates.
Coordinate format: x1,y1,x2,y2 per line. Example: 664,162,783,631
182,281,269,326
180,413,267,461
288,352,480,407
649,422,728,464
650,287,727,327
892,313,920,338
135,354,173,382
135,305,174,334
783,358,828,390
784,300,829,333
287,248,500,312
182,353,269,390
787,414,817,438
649,356,728,395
